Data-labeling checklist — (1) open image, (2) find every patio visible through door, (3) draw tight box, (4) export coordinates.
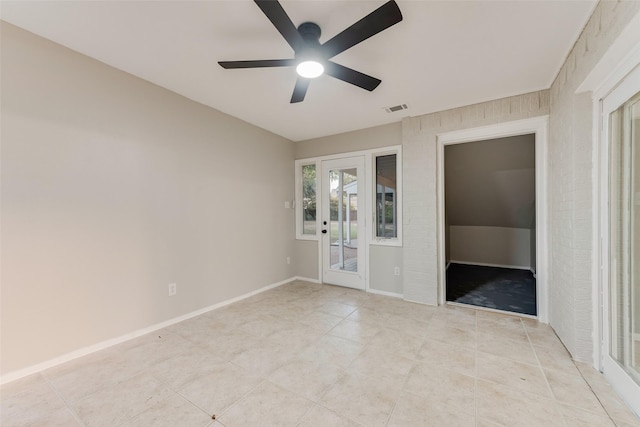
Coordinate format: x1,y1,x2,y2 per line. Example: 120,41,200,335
321,156,365,290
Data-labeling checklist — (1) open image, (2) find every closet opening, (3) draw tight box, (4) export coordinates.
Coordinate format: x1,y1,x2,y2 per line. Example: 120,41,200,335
444,134,537,316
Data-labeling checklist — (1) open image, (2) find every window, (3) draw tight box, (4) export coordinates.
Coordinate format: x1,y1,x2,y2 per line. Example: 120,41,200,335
295,160,318,239
301,164,317,235
375,154,398,238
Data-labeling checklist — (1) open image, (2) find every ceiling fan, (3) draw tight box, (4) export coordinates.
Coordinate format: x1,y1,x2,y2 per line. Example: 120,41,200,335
218,0,403,103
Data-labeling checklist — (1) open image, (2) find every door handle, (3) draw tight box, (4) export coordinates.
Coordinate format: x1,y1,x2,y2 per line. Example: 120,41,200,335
322,229,327,234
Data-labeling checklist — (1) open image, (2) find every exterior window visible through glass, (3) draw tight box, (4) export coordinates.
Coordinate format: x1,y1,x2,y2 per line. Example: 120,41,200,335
302,164,317,235
376,154,397,238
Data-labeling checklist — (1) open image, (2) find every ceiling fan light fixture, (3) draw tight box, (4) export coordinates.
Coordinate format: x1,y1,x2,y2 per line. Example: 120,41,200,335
296,60,324,78
219,0,403,102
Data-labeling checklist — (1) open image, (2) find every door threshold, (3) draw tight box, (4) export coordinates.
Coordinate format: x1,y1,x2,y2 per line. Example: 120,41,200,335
445,301,538,320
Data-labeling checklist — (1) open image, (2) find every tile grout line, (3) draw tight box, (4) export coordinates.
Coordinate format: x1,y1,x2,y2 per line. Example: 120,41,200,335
43,374,86,427
382,354,415,426
304,362,366,427
294,325,351,426
574,363,620,426
294,303,368,426
146,371,214,423
293,387,328,426
522,320,568,427
205,377,268,422
314,401,368,427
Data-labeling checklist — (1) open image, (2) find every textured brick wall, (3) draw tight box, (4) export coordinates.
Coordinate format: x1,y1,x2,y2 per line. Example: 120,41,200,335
402,91,549,305
548,0,640,363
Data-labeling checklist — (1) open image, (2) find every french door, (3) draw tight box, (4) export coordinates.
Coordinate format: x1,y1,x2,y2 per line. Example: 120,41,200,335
602,64,640,416
321,156,365,290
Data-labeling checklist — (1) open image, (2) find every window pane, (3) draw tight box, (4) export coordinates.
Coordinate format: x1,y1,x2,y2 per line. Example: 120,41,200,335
609,91,640,385
302,164,316,235
376,154,397,238
329,168,358,271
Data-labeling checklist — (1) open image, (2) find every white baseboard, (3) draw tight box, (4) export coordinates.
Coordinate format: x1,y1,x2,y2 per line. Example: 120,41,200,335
0,276,297,386
368,288,403,299
449,260,532,271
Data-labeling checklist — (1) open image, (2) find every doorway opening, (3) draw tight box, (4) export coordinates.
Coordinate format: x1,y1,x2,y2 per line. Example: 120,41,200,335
437,117,548,321
444,135,536,316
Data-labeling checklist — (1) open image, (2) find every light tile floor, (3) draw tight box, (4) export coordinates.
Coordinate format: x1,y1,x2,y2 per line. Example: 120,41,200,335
2,280,639,427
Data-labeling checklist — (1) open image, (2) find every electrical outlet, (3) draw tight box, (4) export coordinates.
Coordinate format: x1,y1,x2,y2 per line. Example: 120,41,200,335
286,256,291,264
394,267,400,276
168,283,177,296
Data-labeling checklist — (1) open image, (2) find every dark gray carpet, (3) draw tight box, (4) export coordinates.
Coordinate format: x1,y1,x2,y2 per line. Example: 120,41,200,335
446,263,537,316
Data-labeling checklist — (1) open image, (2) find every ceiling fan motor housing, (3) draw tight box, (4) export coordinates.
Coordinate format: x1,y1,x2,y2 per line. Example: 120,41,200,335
296,22,322,61
298,22,321,43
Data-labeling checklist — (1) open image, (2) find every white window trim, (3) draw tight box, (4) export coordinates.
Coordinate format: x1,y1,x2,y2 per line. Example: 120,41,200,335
295,159,320,241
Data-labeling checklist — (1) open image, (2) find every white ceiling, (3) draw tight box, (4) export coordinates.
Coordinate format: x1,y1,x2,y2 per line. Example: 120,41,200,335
1,0,596,142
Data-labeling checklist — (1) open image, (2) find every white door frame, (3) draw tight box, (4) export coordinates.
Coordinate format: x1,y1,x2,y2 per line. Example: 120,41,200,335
320,155,367,290
598,64,640,417
436,116,550,322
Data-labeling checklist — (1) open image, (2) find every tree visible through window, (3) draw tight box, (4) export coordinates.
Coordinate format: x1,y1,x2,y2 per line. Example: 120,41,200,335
302,164,316,235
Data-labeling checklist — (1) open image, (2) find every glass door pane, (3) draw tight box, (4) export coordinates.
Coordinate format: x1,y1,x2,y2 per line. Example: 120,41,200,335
609,91,640,385
329,167,358,272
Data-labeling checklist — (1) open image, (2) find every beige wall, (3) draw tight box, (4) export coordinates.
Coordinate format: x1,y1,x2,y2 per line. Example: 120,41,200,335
449,226,531,269
369,246,403,295
1,23,295,375
444,135,535,229
294,240,319,281
294,122,402,160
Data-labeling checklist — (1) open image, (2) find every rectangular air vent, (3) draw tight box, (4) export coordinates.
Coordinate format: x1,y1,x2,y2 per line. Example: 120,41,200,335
384,104,408,113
